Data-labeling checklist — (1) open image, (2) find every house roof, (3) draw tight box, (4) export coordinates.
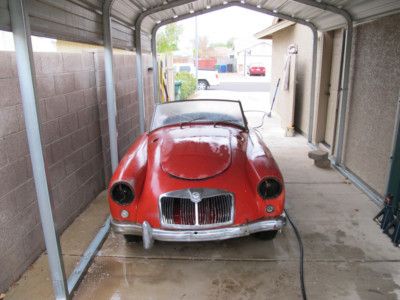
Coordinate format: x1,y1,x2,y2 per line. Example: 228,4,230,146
254,20,295,39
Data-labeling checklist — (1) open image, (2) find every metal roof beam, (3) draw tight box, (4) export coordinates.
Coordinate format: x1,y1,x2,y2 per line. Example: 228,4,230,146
289,1,353,154
102,0,119,172
143,0,354,145
150,2,318,143
9,0,69,298
66,0,116,294
289,0,353,164
129,0,199,132
136,0,198,24
290,0,352,24
152,2,317,31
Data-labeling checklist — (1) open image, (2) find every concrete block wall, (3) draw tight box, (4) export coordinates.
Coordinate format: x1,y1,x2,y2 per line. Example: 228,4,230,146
94,52,140,183
0,49,149,292
95,52,155,183
143,53,156,130
0,51,40,292
0,51,105,292
37,52,105,234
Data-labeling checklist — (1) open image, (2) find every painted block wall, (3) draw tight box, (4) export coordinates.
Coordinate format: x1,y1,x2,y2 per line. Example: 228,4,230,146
0,50,153,292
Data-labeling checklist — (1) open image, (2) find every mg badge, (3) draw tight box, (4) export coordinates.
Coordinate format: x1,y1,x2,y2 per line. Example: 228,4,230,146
190,192,202,203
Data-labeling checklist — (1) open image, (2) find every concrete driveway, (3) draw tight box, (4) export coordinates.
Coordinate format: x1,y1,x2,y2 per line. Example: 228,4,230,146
5,82,400,300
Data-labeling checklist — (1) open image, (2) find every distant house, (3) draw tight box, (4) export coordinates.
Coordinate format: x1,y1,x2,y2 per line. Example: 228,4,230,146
235,41,271,76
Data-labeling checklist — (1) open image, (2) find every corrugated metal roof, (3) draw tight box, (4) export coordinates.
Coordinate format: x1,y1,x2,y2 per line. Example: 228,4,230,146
0,0,399,50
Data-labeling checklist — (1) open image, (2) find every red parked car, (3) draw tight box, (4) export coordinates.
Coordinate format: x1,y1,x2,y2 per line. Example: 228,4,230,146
108,100,286,249
248,64,266,76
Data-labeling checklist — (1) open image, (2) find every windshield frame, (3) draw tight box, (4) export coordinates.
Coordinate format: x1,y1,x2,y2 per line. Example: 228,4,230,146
150,99,248,132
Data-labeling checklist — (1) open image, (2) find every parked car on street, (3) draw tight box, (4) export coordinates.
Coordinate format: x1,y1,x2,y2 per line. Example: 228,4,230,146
108,99,286,249
248,64,266,76
174,63,220,90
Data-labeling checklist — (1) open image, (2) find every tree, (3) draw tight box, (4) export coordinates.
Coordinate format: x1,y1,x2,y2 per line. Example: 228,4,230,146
156,24,183,53
198,36,209,57
209,38,235,50
226,37,234,49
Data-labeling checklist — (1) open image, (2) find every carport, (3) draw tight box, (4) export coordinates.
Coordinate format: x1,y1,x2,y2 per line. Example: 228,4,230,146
1,0,400,299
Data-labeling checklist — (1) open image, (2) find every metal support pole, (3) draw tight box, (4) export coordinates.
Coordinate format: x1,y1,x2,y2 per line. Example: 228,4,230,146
67,217,110,294
151,33,160,103
195,16,199,82
135,31,146,133
139,5,203,130
334,25,353,165
103,0,119,172
385,93,400,210
243,49,247,76
9,0,69,299
289,0,353,161
307,28,318,144
140,0,198,105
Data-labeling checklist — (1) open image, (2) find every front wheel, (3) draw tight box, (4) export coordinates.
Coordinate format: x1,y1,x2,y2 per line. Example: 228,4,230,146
124,235,142,243
252,230,278,240
197,80,208,90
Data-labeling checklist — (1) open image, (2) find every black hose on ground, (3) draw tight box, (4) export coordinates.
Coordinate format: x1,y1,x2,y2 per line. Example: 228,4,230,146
284,208,307,300
251,117,307,298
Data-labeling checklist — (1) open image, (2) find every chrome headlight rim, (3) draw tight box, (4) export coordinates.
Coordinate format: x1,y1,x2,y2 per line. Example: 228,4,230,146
110,181,135,206
257,177,282,200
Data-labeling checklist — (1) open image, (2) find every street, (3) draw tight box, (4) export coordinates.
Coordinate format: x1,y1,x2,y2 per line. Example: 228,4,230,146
211,73,271,92
193,73,272,121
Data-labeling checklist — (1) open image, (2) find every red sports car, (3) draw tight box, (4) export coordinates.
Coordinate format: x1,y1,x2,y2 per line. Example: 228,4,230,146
248,65,266,76
108,100,286,249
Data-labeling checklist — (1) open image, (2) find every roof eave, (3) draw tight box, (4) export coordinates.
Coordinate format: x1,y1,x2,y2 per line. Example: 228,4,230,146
254,20,296,39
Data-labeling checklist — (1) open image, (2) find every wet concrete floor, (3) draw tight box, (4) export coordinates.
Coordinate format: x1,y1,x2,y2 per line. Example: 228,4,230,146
5,93,400,299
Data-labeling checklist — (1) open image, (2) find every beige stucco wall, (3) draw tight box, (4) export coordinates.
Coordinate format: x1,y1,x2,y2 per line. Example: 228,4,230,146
271,24,313,136
342,13,400,195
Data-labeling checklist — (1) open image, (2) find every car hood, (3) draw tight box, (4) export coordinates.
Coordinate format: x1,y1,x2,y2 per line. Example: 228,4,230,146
160,127,232,180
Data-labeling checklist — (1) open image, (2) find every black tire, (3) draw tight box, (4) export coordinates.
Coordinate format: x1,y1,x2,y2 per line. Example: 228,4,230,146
252,230,278,240
197,80,209,90
124,235,142,243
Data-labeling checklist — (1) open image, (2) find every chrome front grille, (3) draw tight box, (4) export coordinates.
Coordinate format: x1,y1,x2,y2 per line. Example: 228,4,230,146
161,197,196,226
198,195,232,225
159,189,234,229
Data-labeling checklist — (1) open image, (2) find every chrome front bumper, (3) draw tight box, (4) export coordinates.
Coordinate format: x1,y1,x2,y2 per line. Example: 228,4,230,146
111,214,286,249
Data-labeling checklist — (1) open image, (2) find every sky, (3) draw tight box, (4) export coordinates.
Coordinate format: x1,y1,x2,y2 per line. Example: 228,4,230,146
175,7,274,52
0,30,56,51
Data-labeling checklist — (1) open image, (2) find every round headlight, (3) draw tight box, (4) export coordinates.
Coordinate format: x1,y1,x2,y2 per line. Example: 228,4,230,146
258,178,282,199
110,182,134,205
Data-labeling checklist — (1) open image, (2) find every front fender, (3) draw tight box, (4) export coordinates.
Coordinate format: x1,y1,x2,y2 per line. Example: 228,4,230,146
108,134,148,221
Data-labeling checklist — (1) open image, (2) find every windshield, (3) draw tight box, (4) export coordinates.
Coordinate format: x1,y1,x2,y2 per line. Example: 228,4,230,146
151,100,247,131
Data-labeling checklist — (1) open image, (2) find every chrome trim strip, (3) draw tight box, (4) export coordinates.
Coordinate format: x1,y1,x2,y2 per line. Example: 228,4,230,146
158,188,235,229
111,214,286,249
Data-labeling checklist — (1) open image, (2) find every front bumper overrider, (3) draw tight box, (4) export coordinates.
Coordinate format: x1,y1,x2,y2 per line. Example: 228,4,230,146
111,214,286,249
